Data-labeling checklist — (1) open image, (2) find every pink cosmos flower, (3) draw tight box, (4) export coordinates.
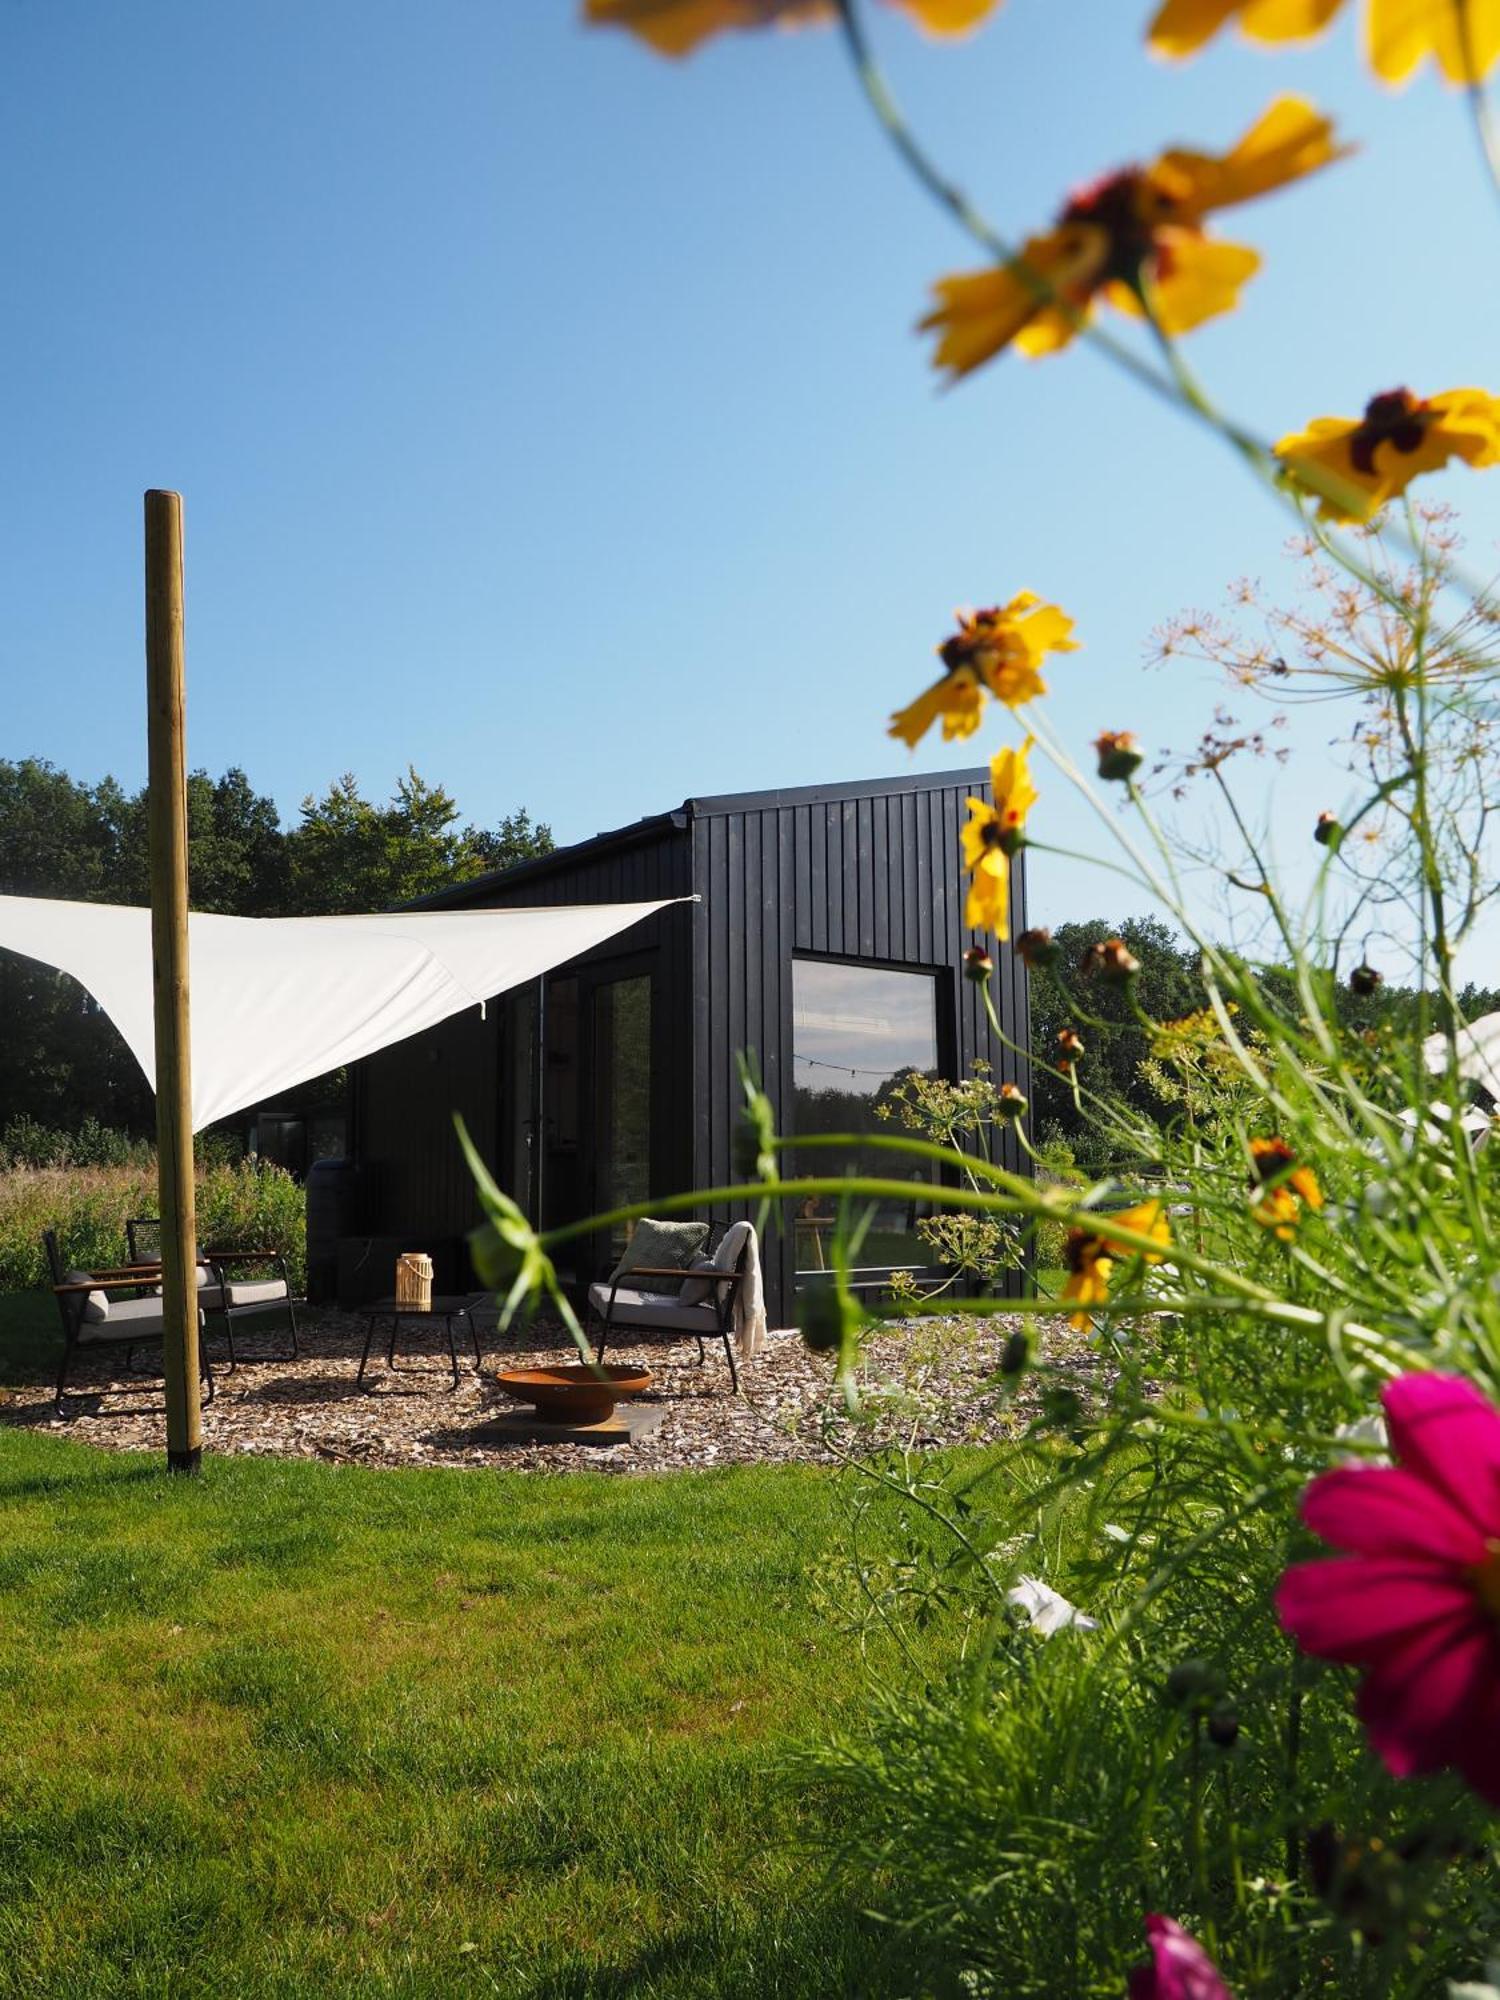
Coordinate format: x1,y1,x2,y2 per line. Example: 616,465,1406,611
1127,1915,1233,1999
1276,1372,1500,1807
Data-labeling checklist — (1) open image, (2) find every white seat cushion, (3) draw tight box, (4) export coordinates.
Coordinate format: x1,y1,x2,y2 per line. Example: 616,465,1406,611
587,1282,719,1333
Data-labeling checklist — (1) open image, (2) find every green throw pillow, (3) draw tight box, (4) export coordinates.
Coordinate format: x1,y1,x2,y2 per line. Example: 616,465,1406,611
612,1219,710,1296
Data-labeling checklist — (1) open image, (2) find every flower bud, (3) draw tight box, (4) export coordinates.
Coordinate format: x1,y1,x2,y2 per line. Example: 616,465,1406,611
1000,1328,1030,1375
1314,811,1343,851
1165,1657,1222,1707
1056,1028,1084,1068
1016,927,1061,971
1207,1700,1240,1748
964,945,995,985
1081,937,1140,983
1094,730,1143,782
1349,963,1383,997
997,1081,1028,1120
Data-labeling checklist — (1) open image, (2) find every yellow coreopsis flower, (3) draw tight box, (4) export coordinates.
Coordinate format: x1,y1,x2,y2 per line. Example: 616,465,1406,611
1060,1200,1171,1329
961,738,1038,937
919,98,1348,378
1150,0,1341,57
1274,387,1500,521
1148,0,1500,86
1061,1234,1114,1330
889,594,1078,748
1098,1199,1173,1258
1249,1137,1323,1238
583,0,1000,58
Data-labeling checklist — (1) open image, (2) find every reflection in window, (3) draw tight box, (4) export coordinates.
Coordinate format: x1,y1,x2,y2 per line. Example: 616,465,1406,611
791,958,941,1276
595,974,652,1253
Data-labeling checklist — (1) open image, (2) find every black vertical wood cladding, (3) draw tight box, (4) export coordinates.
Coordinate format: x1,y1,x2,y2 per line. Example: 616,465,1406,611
353,770,1030,1325
687,770,1030,1324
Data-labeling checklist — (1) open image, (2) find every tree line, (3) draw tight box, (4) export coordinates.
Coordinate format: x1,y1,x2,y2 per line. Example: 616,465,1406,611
0,758,553,1138
1030,916,1500,1173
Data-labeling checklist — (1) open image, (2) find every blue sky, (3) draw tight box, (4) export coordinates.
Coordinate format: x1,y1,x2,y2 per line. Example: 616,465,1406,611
3,0,1497,952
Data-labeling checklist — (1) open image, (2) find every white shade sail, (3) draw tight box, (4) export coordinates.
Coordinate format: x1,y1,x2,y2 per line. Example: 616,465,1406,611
0,893,678,1131
1423,1011,1500,1096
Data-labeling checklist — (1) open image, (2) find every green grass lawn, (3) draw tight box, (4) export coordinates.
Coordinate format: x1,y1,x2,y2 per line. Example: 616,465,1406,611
0,1292,937,1998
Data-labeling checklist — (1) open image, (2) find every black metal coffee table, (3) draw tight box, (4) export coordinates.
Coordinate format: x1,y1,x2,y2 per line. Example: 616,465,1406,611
357,1295,483,1391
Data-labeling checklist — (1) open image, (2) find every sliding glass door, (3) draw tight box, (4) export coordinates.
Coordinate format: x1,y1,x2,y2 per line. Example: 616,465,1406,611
500,959,655,1289
592,972,652,1259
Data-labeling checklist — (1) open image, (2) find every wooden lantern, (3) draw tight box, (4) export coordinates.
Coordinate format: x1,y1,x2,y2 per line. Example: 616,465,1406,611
395,1251,433,1308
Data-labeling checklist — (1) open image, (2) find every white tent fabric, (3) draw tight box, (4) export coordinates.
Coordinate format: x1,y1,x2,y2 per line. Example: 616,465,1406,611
1423,1011,1500,1096
0,893,679,1131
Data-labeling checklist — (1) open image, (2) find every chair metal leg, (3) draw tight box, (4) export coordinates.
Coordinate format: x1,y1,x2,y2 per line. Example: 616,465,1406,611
54,1333,215,1416
285,1297,300,1359
54,1334,77,1416
357,1314,379,1388
445,1315,460,1391
716,1306,740,1392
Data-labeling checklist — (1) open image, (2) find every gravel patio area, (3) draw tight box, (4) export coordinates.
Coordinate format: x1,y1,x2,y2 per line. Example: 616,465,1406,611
1,1301,1087,1474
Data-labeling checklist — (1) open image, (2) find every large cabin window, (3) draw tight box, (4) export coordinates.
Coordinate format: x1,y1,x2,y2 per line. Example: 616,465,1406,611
791,957,942,1279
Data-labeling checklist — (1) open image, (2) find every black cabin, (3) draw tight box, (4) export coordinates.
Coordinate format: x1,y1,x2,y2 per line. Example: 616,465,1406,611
344,769,1030,1325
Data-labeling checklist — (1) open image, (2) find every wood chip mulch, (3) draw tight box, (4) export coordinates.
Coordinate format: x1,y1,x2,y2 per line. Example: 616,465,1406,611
0,1303,1095,1475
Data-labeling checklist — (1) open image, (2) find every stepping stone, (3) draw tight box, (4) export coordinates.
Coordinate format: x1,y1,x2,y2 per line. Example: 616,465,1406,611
473,1403,667,1449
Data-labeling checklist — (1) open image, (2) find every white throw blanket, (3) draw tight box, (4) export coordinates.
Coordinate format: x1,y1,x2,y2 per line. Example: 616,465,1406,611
730,1222,768,1362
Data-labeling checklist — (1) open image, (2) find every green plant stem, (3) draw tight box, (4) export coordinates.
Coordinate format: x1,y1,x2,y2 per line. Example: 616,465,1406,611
1458,0,1500,206
1284,1652,1303,1887
831,0,1188,414
533,1164,1360,1320
1135,274,1492,608
1188,1712,1208,1902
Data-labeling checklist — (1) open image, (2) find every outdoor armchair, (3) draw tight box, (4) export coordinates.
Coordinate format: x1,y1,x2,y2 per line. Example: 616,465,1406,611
587,1220,756,1392
43,1228,214,1417
125,1219,301,1370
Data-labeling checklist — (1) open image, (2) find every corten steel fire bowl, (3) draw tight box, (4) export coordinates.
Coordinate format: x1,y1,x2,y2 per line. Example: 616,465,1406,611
495,1363,652,1427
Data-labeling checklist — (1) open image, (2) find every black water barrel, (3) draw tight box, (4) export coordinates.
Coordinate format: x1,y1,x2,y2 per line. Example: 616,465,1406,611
306,1159,360,1304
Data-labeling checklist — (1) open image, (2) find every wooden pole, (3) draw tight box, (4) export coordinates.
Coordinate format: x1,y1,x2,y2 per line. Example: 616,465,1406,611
144,490,202,1474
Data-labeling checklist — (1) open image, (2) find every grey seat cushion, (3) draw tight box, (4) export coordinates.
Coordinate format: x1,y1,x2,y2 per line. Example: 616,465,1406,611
153,1264,224,1304
611,1219,709,1296
64,1269,110,1323
76,1296,204,1344
678,1221,753,1307
220,1278,289,1310
587,1283,719,1333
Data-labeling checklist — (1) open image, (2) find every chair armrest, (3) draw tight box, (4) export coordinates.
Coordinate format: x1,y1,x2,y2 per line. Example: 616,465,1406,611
53,1275,174,1297
203,1246,281,1261
80,1262,164,1279
617,1265,704,1281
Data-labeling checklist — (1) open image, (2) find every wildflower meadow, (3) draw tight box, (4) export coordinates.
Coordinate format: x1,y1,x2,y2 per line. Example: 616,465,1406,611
458,4,1500,1992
